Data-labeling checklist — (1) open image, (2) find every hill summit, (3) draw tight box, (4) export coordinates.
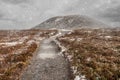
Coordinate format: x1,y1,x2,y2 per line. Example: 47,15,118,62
34,15,109,29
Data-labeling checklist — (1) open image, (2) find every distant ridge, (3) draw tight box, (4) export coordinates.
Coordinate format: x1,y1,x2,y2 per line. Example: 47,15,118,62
33,15,110,29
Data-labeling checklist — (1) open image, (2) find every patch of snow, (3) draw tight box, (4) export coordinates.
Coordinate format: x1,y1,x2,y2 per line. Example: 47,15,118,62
59,37,78,42
0,42,23,46
57,31,62,35
112,48,118,52
33,35,45,42
86,57,91,62
13,49,23,55
77,38,83,41
0,36,29,47
67,30,74,35
53,38,67,56
12,47,28,55
74,75,86,80
58,37,67,40
67,55,73,61
72,66,87,80
34,32,45,42
49,32,55,36
80,75,86,80
38,53,56,59
69,38,75,41
74,75,80,80
42,45,53,49
104,36,112,39
68,19,74,23
71,66,77,74
60,29,73,32
85,30,92,33
99,36,104,38
75,50,79,53
19,36,29,42
37,37,45,41
100,35,112,39
55,17,63,22
27,40,35,45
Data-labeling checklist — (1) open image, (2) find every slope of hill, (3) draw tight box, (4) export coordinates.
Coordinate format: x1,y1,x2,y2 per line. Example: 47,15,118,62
34,15,110,29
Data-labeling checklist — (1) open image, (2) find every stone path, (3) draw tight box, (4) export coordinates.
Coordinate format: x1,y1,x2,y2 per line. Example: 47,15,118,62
21,34,70,80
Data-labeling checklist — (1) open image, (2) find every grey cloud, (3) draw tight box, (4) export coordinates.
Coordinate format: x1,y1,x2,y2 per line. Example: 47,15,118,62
1,0,29,4
0,13,4,18
0,0,120,29
101,6,120,22
96,4,120,27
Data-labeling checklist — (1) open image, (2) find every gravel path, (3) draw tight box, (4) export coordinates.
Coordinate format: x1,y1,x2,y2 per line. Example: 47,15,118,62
21,35,70,80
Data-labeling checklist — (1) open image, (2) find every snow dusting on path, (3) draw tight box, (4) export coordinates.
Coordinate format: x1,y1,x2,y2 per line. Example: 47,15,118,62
38,39,58,59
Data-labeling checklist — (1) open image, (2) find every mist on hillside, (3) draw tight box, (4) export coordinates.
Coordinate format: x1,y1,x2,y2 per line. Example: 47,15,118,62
0,0,120,29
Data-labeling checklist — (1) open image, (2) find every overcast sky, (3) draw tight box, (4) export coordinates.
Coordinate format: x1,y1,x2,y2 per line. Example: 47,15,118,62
0,0,120,29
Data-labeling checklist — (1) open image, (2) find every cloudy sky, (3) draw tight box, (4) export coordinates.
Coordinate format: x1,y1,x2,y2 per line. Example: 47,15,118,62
0,0,120,29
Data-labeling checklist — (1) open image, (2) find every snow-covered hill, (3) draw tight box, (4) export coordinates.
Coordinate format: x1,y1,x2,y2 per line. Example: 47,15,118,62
34,15,110,29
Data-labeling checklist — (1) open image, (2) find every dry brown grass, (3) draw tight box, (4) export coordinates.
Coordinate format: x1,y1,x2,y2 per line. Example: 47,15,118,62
0,29,57,80
58,28,120,80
